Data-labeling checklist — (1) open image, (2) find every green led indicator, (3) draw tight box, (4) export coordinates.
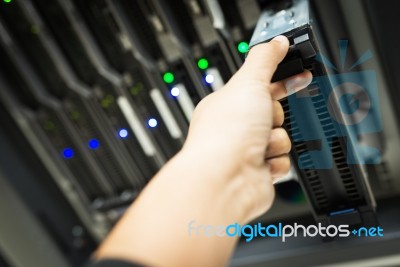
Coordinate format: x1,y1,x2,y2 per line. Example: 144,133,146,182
100,94,114,108
101,99,108,108
237,42,249,54
163,72,174,84
105,94,114,103
70,111,80,120
130,82,144,96
31,25,40,34
43,120,55,131
3,0,12,3
197,58,209,70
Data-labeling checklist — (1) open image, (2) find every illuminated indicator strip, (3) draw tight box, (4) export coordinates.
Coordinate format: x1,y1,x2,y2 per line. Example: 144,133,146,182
117,96,157,157
205,68,225,91
172,84,195,121
150,88,183,139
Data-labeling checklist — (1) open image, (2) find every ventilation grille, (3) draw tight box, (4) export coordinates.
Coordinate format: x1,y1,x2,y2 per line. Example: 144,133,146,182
281,77,364,212
281,97,329,210
308,82,362,204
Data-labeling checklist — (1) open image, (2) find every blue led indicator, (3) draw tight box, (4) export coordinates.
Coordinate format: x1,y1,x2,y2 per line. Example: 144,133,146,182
148,118,158,128
88,139,100,150
118,128,128,139
205,74,214,84
63,148,74,159
170,87,180,97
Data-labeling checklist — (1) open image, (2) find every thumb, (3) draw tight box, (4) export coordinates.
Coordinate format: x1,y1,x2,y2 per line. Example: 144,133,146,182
239,35,289,85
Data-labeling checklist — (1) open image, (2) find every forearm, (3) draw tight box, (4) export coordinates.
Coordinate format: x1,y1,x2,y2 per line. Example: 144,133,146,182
94,37,300,267
95,149,244,267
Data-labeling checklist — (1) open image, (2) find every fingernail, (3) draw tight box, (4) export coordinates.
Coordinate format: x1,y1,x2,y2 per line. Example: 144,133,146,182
285,76,312,95
272,35,288,43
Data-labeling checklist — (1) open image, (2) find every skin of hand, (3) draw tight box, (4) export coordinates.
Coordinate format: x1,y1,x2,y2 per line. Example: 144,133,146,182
95,35,312,267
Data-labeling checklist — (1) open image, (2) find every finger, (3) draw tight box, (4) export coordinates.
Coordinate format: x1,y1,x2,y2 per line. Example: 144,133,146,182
238,35,289,85
272,100,284,127
265,128,291,158
269,69,313,100
267,155,291,178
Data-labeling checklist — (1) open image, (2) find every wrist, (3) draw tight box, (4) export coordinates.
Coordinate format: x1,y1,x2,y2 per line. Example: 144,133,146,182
173,148,264,225
96,149,242,267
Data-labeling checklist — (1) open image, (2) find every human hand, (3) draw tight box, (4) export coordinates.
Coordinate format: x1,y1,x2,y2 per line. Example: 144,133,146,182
95,35,313,267
182,35,313,223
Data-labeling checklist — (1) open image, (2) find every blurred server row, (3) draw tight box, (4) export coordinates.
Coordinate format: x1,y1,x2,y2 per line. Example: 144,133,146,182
1,0,400,267
0,0,264,241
